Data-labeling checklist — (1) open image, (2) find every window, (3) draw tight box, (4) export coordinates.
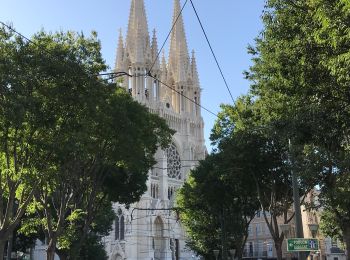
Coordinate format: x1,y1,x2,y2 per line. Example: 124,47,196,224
249,242,254,255
151,183,159,199
248,225,252,236
267,240,273,257
115,208,125,240
256,223,261,236
265,223,270,235
257,240,263,254
194,96,199,116
181,91,185,111
168,186,176,200
166,143,182,180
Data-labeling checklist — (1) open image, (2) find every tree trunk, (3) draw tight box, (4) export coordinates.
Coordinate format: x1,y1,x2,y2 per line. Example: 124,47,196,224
7,232,13,260
0,240,6,260
343,225,350,260
47,239,57,260
58,253,68,260
275,240,283,260
236,246,243,260
56,248,69,260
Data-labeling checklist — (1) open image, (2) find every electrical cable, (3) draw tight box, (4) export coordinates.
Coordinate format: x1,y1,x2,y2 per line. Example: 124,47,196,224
0,21,98,82
147,0,189,75
189,0,235,104
0,20,220,118
148,74,219,118
0,21,135,84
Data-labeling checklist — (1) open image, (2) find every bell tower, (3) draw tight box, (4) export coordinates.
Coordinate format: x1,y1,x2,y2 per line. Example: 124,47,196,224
106,1,206,259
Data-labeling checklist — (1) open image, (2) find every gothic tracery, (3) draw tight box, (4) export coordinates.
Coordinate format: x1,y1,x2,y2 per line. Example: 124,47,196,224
166,143,182,180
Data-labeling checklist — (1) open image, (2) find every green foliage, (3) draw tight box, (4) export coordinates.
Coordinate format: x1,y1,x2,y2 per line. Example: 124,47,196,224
177,152,259,259
78,234,108,260
245,0,350,255
320,209,342,241
0,24,173,259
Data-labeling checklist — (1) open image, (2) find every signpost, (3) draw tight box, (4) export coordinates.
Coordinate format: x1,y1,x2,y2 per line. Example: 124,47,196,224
287,238,319,252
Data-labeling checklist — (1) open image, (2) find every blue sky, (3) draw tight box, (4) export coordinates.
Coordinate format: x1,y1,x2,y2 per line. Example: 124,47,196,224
1,0,264,151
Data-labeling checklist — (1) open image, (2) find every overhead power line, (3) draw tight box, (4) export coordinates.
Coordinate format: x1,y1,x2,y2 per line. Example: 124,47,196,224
1,21,33,45
0,21,97,80
147,0,189,74
148,73,219,118
0,21,220,118
189,0,235,104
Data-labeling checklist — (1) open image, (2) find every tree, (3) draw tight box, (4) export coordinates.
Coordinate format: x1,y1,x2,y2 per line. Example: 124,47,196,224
320,209,343,243
210,98,315,260
245,0,350,257
0,25,59,259
177,152,259,260
55,199,115,260
21,31,173,260
1,26,173,260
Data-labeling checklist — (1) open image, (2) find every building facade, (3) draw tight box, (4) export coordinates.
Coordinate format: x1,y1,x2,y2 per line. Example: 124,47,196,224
243,210,297,259
103,1,206,259
243,191,346,260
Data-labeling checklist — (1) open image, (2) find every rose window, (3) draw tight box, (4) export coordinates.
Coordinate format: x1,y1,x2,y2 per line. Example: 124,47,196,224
166,143,181,179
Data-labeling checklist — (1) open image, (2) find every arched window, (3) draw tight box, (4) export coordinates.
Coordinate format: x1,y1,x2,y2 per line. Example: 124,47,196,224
154,217,165,259
166,143,182,180
115,208,125,241
120,215,125,240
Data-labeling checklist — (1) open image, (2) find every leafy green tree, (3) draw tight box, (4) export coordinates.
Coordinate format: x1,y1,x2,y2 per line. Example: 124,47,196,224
77,234,108,260
245,0,350,257
320,209,343,242
177,152,259,260
55,199,115,260
22,31,172,260
210,98,315,260
1,26,173,260
0,25,59,259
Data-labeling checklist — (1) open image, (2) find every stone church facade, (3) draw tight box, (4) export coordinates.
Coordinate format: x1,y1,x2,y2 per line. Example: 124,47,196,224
103,0,206,259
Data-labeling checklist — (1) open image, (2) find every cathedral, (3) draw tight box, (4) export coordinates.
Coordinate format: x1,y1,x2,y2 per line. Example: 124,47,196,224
103,0,206,259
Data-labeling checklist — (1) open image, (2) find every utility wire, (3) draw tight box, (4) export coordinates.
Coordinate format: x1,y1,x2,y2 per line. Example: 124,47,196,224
148,74,219,118
147,0,189,74
189,0,235,104
0,21,219,118
1,21,34,46
0,21,128,82
0,21,98,80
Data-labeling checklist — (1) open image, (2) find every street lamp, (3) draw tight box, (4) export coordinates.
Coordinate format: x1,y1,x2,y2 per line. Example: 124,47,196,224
213,249,220,260
308,224,320,260
229,249,236,260
279,224,293,260
308,223,319,238
279,224,291,238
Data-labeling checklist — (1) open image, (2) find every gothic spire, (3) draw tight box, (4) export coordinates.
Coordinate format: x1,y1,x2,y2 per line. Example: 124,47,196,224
115,29,124,72
168,0,190,83
191,50,200,88
125,0,150,64
151,29,160,71
161,50,168,82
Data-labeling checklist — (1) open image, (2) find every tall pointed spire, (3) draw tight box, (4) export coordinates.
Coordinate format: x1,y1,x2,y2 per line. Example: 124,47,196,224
125,0,151,64
191,50,200,87
161,50,168,82
151,29,160,71
115,29,124,72
168,0,190,83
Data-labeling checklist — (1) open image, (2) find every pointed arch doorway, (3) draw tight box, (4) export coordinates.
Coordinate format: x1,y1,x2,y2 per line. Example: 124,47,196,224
153,216,166,260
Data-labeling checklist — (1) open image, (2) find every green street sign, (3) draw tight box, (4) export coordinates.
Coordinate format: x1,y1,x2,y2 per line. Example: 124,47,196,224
287,238,319,252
